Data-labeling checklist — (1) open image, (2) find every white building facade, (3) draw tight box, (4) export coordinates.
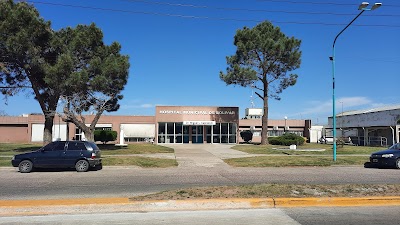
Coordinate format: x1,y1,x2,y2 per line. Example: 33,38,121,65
326,105,400,146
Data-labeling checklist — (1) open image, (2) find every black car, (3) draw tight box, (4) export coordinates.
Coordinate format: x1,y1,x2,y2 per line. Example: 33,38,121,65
368,143,400,169
11,141,102,173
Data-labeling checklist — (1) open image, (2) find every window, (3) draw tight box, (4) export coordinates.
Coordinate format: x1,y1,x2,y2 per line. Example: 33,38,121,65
158,123,166,143
43,142,65,151
95,127,112,131
167,123,174,143
86,142,98,150
213,124,221,143
183,125,190,143
67,142,86,151
221,123,228,143
206,126,212,143
229,123,237,144
125,137,147,142
253,131,261,136
75,128,83,141
175,123,183,143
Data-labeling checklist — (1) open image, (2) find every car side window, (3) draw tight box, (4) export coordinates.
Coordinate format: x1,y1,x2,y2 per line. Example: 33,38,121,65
42,142,65,151
67,142,86,151
53,142,66,151
42,142,56,151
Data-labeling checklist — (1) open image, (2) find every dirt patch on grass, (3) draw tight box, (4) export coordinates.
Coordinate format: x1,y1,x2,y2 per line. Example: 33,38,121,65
130,184,400,201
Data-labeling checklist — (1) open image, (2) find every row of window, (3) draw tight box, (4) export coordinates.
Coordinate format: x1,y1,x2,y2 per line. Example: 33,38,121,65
73,126,304,142
242,130,303,137
124,137,154,143
158,122,237,144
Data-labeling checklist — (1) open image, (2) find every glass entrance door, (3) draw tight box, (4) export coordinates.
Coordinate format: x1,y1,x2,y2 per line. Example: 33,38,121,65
183,126,190,143
191,126,203,143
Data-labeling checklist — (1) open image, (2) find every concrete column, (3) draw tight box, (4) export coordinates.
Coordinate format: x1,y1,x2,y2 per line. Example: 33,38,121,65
364,128,368,146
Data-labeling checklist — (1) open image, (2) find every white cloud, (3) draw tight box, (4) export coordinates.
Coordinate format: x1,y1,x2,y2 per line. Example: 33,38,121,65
121,103,158,109
298,96,372,116
283,96,374,123
140,104,154,108
336,97,372,108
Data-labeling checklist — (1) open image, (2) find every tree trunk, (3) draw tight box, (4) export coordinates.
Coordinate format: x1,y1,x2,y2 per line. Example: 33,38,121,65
85,129,95,142
43,114,54,145
85,109,104,142
261,84,269,145
80,126,94,142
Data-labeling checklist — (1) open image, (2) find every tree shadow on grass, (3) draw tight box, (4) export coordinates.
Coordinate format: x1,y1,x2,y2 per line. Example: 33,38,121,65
97,144,126,150
6,146,41,154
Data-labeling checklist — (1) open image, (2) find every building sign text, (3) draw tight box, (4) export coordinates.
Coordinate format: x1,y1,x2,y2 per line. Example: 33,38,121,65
159,110,235,115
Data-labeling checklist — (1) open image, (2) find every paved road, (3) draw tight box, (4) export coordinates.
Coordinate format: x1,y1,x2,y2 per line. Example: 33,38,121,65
1,144,399,200
1,165,399,200
283,206,400,225
0,209,300,225
1,207,400,225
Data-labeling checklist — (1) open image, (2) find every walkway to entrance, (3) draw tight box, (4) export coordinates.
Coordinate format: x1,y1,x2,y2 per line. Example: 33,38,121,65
162,144,260,168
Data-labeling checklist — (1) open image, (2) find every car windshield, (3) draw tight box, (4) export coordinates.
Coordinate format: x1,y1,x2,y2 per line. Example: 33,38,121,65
388,143,400,150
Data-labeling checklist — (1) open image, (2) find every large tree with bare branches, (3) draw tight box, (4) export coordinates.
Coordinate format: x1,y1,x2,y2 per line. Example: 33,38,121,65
220,21,301,145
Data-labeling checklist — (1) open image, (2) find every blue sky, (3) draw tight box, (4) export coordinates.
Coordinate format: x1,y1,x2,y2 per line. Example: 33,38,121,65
1,0,399,124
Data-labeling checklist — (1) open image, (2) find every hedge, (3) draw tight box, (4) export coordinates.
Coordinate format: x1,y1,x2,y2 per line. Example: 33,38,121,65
94,130,117,144
269,133,305,146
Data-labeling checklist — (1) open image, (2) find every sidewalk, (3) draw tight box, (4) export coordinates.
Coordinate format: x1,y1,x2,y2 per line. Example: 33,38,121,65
1,196,400,216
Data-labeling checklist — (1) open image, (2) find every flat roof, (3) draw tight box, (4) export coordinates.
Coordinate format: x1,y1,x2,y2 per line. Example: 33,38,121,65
333,104,400,117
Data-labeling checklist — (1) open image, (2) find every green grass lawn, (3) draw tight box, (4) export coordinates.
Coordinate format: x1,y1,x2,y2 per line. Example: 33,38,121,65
232,143,384,155
102,156,178,168
226,143,377,167
0,156,12,167
100,143,174,155
224,155,369,167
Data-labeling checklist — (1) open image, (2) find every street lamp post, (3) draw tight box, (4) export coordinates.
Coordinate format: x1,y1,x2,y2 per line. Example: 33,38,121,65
330,2,381,161
284,116,287,133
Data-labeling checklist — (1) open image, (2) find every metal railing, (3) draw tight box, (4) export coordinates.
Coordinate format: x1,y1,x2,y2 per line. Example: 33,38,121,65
348,136,388,147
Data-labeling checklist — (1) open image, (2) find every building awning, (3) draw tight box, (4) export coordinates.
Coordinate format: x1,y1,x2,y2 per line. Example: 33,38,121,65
121,124,155,138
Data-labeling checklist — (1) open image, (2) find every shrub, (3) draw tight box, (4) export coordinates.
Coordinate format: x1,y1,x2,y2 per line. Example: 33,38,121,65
269,133,305,146
240,130,253,143
94,130,117,144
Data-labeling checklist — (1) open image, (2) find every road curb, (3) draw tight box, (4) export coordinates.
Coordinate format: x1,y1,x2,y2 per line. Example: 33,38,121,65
274,196,400,207
1,196,400,216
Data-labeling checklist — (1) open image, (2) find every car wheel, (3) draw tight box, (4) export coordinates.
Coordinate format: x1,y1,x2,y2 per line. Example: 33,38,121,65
18,160,33,173
396,158,400,169
75,160,89,172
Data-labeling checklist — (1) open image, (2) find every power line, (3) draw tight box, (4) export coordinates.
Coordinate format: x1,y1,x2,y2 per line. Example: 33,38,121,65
27,1,400,28
257,0,400,8
115,0,400,17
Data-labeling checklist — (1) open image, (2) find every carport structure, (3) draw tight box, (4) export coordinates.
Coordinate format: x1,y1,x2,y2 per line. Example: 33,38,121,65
325,105,400,146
